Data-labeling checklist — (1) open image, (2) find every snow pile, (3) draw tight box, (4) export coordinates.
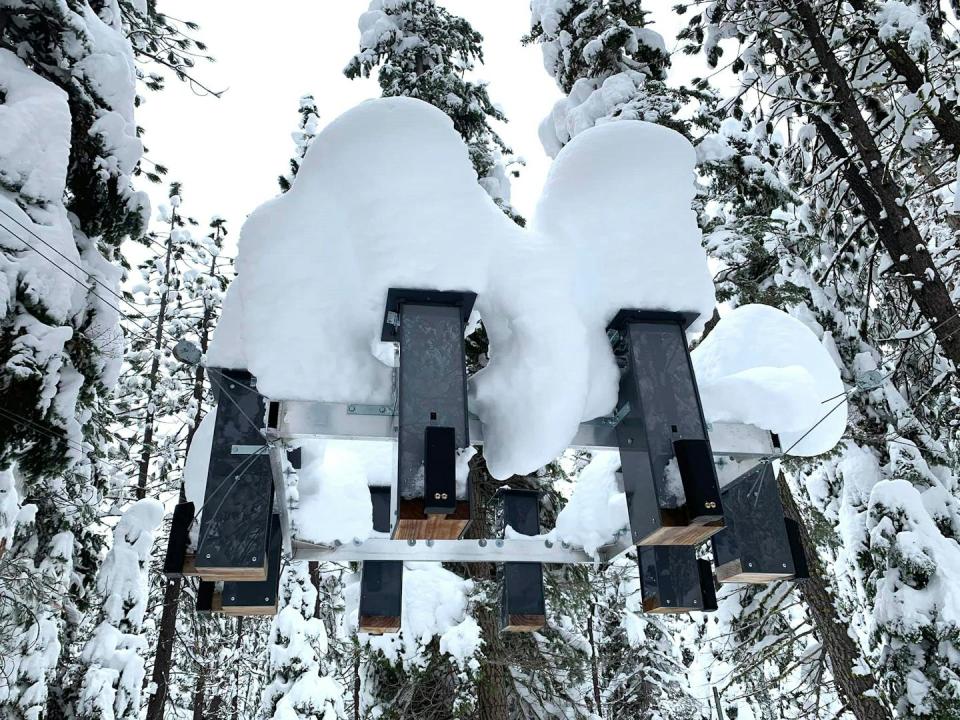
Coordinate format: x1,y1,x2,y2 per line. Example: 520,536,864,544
692,304,847,456
539,70,678,158
290,441,374,545
354,562,481,670
209,97,714,479
547,452,628,557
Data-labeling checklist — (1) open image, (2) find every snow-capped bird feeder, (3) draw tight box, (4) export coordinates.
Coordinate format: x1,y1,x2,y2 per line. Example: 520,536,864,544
162,501,195,578
219,513,283,616
382,288,476,540
712,463,808,583
638,545,717,613
195,369,274,581
609,310,724,546
498,489,546,632
359,486,403,634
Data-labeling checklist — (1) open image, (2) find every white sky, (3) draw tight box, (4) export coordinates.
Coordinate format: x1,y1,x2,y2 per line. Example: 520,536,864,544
135,0,695,250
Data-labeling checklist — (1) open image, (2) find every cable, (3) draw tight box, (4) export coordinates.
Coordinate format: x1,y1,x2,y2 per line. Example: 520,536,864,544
205,370,268,440
194,446,270,550
781,397,850,457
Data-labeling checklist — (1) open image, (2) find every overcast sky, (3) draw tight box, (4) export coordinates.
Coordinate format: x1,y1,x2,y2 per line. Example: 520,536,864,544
136,0,694,251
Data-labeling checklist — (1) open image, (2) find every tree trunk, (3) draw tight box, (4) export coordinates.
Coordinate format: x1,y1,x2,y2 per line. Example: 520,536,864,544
587,599,602,718
778,473,893,720
145,246,218,720
231,618,244,720
465,455,511,720
136,219,176,500
191,661,206,720
782,1,960,365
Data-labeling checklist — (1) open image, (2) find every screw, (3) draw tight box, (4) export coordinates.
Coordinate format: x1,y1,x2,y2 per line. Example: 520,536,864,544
748,562,754,568
353,538,362,546
544,539,554,548
561,541,570,549
407,539,416,546
348,405,356,412
251,556,257,562
426,539,434,547
205,553,211,559
627,438,634,446
379,407,386,414
495,539,504,547
264,597,269,602
782,563,788,568
229,384,236,390
230,596,236,601
478,539,487,547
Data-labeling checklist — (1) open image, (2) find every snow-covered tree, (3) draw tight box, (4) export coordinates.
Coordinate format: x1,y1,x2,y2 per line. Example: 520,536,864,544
76,498,164,720
279,95,320,193
261,562,345,720
345,0,523,223
525,0,687,156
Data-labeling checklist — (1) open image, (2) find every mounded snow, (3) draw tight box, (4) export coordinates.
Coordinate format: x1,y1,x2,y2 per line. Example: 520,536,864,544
692,304,848,456
209,97,714,479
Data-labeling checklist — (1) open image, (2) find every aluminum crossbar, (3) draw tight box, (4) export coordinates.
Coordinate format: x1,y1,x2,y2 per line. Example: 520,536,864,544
291,536,629,565
268,400,780,459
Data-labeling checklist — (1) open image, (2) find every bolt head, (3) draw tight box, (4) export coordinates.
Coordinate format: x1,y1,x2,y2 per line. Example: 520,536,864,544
230,596,235,601
264,597,270,602
251,556,257,562
205,553,211,559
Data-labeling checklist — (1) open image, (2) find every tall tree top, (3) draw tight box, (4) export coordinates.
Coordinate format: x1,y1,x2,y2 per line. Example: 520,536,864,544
344,0,512,185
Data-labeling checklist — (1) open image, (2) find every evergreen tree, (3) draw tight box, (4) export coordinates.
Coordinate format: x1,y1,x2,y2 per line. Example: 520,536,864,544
261,563,345,720
345,0,524,224
525,0,688,156
76,499,164,720
279,95,321,193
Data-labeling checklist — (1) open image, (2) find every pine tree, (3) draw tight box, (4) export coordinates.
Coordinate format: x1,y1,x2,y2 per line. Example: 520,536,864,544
345,0,524,224
676,1,960,716
261,562,345,720
75,499,164,720
278,95,321,193
525,0,688,156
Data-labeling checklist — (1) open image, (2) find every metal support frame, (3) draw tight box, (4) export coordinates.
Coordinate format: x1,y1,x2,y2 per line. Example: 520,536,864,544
265,401,779,565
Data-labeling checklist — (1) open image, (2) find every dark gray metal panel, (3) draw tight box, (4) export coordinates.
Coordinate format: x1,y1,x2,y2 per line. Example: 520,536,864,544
398,303,469,501
698,559,718,611
638,545,708,611
500,490,546,628
196,581,215,614
369,486,392,534
163,501,194,578
221,514,283,611
359,560,403,623
712,462,795,576
196,369,274,575
612,314,722,542
784,518,809,579
424,426,457,514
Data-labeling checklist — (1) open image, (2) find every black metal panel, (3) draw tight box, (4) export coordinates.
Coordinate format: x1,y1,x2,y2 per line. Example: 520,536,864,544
611,312,723,543
286,447,302,470
163,502,194,578
195,369,274,577
500,490,545,630
712,462,795,579
784,518,810,580
698,559,718,611
196,581,216,614
221,514,283,612
424,426,457,514
359,561,403,629
361,485,402,631
396,301,470,502
637,545,710,612
674,439,722,517
369,486,393,533
381,287,477,342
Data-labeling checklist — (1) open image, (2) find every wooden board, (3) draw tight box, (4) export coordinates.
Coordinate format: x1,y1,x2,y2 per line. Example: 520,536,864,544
198,561,267,583
637,519,724,546
180,553,201,577
394,498,471,540
221,602,278,617
503,614,546,632
642,596,703,614
716,558,794,584
359,615,402,634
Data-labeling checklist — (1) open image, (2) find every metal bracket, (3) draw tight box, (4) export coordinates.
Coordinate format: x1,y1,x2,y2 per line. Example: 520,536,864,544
231,444,267,455
292,537,602,564
346,404,397,417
